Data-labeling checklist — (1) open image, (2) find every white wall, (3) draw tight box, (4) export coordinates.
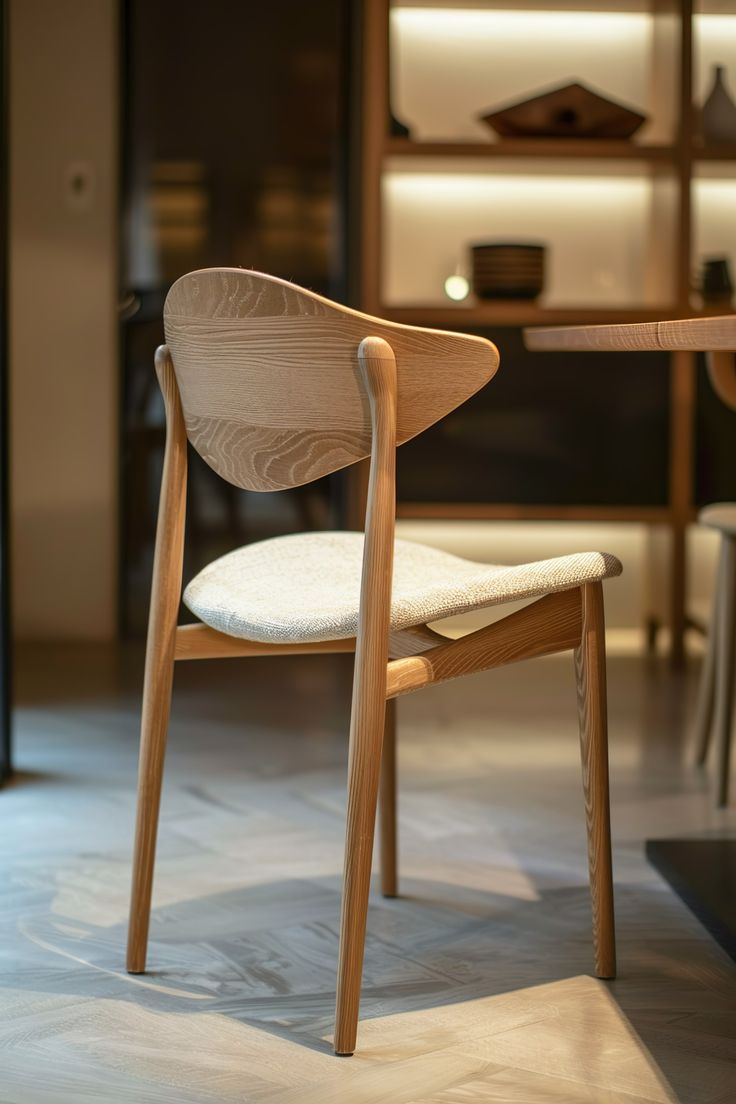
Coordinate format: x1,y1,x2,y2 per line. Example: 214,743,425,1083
10,0,119,639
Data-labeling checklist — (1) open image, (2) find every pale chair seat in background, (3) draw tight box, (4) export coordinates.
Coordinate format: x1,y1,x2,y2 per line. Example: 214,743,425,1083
184,531,622,644
700,502,736,537
695,500,736,806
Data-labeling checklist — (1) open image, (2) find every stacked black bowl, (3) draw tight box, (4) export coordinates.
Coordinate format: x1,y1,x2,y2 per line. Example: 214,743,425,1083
471,242,546,300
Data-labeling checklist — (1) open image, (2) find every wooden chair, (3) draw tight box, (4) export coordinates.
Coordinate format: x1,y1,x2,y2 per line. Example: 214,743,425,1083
692,351,736,809
693,502,736,807
127,268,622,1056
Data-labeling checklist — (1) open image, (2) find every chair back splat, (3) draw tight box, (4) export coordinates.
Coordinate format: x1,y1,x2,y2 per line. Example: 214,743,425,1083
163,268,499,491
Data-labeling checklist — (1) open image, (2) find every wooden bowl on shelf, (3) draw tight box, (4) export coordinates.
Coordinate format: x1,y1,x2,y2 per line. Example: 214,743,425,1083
471,243,546,301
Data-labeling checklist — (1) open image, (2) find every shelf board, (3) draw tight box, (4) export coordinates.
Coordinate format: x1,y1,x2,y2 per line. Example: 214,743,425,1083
393,1,661,10
692,144,736,162
381,304,683,328
396,503,677,523
385,137,677,163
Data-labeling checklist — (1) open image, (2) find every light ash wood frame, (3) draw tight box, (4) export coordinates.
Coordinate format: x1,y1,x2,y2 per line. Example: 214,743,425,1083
127,337,616,1058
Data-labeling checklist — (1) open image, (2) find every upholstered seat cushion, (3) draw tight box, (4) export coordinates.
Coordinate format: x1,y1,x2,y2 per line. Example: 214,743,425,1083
699,502,736,535
183,532,622,644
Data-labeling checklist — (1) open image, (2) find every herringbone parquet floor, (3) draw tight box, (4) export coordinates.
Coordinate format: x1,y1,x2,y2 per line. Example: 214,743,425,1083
2,643,735,1103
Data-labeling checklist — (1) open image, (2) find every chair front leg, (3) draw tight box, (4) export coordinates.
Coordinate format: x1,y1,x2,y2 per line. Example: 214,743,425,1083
575,581,616,979
693,539,725,765
334,665,389,1055
334,334,397,1056
714,536,736,807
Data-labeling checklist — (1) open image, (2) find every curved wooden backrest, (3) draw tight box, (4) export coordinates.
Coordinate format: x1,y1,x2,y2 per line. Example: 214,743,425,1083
163,268,499,491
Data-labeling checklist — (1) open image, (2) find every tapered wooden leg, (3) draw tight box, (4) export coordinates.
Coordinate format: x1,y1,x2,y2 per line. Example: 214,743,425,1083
127,347,187,974
379,698,397,897
126,646,176,973
334,676,388,1055
334,336,397,1057
694,541,725,765
575,582,616,980
714,537,736,808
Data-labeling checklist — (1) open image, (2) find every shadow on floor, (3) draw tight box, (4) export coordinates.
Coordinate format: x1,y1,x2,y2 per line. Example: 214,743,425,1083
12,872,734,1094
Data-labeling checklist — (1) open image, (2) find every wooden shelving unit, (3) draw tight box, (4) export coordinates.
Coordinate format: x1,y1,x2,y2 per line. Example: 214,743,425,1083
355,0,736,662
383,305,682,327
385,137,678,161
385,303,734,327
694,144,736,160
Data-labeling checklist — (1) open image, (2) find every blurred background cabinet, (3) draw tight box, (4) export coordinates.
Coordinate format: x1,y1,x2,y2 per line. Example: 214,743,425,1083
0,0,10,782
119,0,353,634
356,0,736,662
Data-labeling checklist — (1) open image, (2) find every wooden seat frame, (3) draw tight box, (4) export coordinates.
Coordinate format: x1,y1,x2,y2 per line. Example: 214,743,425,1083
127,332,616,1058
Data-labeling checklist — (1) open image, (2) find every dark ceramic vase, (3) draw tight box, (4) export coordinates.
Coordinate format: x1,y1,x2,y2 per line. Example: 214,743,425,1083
701,257,734,308
702,65,736,144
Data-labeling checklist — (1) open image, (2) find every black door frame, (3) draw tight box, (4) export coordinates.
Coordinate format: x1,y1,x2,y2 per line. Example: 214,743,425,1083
0,0,13,785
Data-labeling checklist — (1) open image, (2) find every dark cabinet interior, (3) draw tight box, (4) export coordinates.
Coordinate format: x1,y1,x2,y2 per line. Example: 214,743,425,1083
120,0,352,635
398,328,672,508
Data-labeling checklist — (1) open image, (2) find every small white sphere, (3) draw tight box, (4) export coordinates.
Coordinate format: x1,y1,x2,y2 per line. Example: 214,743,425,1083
444,274,470,302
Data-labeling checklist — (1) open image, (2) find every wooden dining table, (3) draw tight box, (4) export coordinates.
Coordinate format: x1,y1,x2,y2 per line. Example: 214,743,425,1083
523,314,736,961
524,314,736,405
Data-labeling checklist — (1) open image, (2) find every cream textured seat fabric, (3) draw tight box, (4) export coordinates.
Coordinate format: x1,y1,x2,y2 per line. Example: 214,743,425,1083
184,532,622,644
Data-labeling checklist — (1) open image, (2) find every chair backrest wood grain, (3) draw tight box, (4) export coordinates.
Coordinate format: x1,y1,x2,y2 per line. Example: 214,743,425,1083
163,268,499,491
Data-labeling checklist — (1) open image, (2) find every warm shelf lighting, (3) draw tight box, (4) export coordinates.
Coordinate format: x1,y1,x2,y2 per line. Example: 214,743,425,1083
694,179,736,271
384,174,656,307
391,8,652,144
385,172,648,203
695,15,736,100
392,8,648,44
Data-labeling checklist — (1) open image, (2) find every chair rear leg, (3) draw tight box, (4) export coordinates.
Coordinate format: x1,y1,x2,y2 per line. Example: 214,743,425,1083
575,582,616,979
126,641,176,973
127,345,186,974
379,698,398,898
694,540,725,765
714,537,736,807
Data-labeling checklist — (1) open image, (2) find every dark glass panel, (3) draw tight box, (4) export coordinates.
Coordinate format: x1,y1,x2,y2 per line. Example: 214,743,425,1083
0,0,11,783
398,327,670,508
120,0,350,635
